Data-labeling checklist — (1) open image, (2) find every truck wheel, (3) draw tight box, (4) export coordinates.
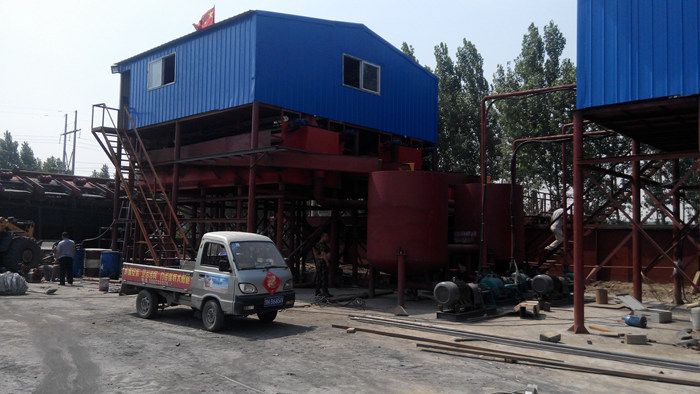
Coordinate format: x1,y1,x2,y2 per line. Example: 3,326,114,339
136,289,158,319
257,310,277,324
202,300,224,331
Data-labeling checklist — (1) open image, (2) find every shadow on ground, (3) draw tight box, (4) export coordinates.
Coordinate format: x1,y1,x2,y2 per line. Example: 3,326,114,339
128,307,315,339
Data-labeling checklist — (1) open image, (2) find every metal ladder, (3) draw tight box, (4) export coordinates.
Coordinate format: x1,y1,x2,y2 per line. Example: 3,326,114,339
91,104,187,266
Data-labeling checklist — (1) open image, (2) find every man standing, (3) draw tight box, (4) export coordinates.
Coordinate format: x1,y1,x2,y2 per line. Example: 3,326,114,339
56,232,76,286
312,232,332,297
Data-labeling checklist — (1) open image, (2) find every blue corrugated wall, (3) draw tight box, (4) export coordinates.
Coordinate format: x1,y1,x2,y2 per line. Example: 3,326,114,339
254,12,438,142
116,14,257,127
114,11,437,143
577,0,700,109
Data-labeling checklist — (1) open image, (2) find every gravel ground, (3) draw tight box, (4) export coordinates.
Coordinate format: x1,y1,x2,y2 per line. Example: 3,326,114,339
1,280,699,393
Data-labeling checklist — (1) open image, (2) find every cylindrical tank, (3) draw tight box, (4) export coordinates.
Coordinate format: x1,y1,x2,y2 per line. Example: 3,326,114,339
99,251,121,279
453,183,525,267
367,171,448,274
72,246,84,278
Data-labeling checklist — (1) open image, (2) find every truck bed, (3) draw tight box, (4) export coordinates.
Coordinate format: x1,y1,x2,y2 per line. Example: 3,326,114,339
121,262,193,293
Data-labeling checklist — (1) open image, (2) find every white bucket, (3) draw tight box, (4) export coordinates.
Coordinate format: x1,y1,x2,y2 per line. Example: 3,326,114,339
691,307,700,331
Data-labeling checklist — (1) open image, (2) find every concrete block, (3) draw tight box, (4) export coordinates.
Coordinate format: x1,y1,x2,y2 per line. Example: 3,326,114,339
539,332,561,343
640,309,673,324
624,334,647,345
346,327,356,334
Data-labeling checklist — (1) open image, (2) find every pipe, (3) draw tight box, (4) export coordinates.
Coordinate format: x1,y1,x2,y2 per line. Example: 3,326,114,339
571,111,588,334
247,103,259,233
479,84,576,270
397,249,406,308
111,140,121,251
509,130,610,265
171,121,181,235
672,159,684,305
631,138,641,301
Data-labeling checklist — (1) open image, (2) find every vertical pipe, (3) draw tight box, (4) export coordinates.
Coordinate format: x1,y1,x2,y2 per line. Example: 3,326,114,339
171,122,181,235
276,184,285,249
479,100,488,271
561,142,568,268
673,159,684,305
329,209,339,287
110,141,122,251
199,188,206,240
397,250,406,308
236,185,243,231
631,138,642,301
368,266,376,298
247,103,260,233
571,111,587,334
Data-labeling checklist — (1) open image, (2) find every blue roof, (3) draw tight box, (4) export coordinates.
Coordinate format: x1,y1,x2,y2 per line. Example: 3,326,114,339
577,0,700,109
113,10,438,143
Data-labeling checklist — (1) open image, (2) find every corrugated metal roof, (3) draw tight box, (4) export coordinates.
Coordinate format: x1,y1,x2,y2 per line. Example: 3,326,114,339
577,0,700,109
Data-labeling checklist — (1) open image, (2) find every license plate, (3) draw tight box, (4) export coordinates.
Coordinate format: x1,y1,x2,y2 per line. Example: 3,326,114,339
263,295,283,307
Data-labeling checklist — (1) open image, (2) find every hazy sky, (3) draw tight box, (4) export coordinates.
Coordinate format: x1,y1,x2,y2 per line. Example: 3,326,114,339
0,0,576,176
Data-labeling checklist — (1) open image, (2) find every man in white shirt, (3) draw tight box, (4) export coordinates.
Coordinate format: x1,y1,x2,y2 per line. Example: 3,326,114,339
545,207,564,251
55,232,76,285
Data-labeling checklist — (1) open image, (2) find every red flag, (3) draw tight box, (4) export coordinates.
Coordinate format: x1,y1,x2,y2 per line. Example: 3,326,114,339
193,7,215,31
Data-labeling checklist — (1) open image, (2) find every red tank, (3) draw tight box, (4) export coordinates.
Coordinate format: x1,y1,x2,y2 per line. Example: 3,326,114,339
453,183,524,266
367,171,448,274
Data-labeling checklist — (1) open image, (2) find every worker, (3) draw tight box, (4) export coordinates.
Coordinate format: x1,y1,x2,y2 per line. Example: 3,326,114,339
545,207,565,251
56,232,76,286
312,232,332,297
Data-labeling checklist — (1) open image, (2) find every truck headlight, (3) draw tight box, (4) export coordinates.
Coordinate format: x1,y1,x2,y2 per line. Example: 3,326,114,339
283,279,293,290
238,283,258,294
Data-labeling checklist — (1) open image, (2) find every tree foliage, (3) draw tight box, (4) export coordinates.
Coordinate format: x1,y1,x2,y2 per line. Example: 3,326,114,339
91,164,110,178
431,40,492,175
0,130,21,169
41,156,68,174
19,142,40,170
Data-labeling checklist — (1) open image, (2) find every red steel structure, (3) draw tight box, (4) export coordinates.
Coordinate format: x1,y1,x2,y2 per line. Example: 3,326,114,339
570,96,700,332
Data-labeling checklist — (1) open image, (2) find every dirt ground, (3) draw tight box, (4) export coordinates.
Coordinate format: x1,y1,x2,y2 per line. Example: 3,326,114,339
2,280,700,394
588,280,700,305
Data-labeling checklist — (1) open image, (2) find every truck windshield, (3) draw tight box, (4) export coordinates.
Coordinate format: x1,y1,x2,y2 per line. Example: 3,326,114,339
229,241,287,270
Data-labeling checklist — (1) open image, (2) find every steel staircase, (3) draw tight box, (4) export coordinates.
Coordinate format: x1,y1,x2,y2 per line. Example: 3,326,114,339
91,104,187,266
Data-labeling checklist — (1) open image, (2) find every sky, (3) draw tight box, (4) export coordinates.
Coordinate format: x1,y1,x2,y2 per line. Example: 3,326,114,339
0,0,576,176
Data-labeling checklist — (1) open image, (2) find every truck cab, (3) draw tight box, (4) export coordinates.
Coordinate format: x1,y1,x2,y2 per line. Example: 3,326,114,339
191,232,295,328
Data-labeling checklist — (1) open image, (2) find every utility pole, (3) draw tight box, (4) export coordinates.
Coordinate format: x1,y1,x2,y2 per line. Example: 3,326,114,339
59,110,80,174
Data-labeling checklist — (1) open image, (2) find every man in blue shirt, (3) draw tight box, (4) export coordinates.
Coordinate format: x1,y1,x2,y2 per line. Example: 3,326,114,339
55,232,76,286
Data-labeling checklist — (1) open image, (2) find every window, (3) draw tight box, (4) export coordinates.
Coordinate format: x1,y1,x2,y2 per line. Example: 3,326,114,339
343,55,380,94
201,242,230,271
147,53,175,89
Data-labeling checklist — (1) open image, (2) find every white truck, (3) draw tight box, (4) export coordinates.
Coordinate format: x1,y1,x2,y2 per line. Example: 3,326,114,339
120,232,295,331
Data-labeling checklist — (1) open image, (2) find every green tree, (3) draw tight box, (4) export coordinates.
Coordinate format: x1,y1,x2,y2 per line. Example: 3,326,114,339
400,42,418,62
432,40,490,174
42,156,68,174
19,142,40,170
0,130,21,169
492,22,577,202
91,164,110,178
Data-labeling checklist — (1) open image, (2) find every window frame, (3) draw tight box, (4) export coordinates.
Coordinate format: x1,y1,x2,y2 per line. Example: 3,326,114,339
200,242,229,269
342,54,381,95
147,53,176,90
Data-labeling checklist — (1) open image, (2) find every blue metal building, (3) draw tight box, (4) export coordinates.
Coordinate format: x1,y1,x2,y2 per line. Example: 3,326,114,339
112,10,438,143
577,0,700,110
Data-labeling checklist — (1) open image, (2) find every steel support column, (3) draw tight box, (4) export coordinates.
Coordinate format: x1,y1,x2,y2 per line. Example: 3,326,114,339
571,111,588,334
673,159,684,305
561,142,568,268
631,139,642,301
247,103,259,233
276,185,285,249
171,122,181,234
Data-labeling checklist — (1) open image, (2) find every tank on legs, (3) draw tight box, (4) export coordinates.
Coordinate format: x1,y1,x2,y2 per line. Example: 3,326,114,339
367,171,448,275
